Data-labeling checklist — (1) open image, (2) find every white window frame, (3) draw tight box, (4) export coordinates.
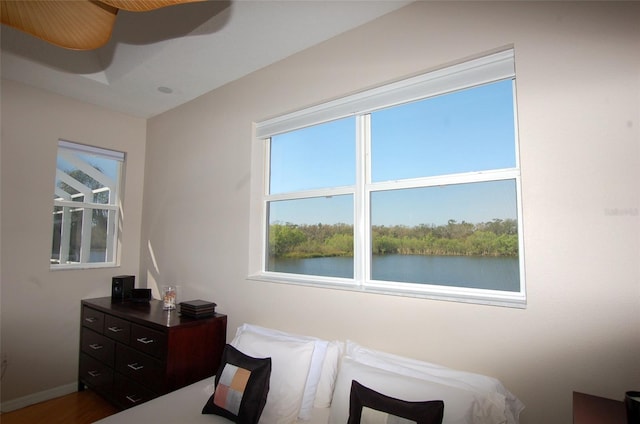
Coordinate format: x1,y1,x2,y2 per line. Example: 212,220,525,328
51,140,124,270
248,49,526,308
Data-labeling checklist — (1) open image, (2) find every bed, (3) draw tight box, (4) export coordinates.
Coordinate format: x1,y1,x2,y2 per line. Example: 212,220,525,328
95,324,524,424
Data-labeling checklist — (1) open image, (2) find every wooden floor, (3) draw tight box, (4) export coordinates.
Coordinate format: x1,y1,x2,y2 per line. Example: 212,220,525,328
0,390,118,424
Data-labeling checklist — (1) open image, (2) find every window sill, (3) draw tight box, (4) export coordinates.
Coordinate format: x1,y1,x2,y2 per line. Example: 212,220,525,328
50,262,119,271
247,273,526,309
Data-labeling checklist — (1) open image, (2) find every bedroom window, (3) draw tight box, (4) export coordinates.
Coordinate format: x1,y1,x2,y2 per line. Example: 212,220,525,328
250,49,525,307
51,140,124,269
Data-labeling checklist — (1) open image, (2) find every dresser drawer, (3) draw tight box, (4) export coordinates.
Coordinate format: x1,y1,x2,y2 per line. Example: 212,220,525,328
81,307,104,333
81,328,115,366
115,344,163,390
104,314,131,344
113,374,158,409
79,352,114,393
131,324,166,359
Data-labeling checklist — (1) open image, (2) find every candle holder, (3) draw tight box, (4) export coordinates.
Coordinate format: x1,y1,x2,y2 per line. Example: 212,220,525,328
162,285,177,310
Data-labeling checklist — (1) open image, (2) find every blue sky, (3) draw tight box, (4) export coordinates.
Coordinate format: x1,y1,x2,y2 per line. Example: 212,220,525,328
269,80,517,227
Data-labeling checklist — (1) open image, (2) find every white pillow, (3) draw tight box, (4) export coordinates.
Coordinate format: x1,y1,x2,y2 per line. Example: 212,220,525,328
329,357,507,424
233,324,330,419
345,341,524,423
314,340,344,408
231,330,315,424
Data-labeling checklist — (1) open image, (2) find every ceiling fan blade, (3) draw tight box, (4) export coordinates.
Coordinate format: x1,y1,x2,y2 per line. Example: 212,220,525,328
0,0,118,50
0,0,205,50
100,0,206,12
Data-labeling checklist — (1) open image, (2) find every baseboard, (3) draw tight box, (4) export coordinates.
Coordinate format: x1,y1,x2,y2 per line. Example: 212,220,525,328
0,382,77,412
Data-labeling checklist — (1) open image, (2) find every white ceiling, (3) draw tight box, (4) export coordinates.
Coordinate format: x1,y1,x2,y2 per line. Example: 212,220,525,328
1,0,411,118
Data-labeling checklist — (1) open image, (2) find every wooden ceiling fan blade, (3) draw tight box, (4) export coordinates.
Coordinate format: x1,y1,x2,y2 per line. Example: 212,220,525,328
1,0,118,50
0,0,206,50
99,0,206,13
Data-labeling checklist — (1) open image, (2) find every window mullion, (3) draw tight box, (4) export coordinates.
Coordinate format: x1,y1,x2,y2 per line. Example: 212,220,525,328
105,209,116,263
354,114,371,286
60,207,71,263
368,168,521,192
512,79,521,170
80,207,92,262
266,186,354,202
261,139,272,274
54,199,118,210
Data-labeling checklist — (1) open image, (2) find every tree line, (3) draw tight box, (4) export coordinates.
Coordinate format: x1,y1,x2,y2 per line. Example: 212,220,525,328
269,218,518,259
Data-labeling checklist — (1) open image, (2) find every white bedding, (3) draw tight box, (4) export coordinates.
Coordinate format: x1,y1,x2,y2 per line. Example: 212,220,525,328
94,377,332,424
94,324,523,424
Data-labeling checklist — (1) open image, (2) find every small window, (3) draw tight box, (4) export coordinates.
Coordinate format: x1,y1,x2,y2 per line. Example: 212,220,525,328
51,140,124,269
252,49,525,307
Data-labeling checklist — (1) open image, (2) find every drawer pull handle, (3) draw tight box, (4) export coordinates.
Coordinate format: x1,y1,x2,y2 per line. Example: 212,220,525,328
107,326,124,333
88,370,101,377
89,343,103,350
136,337,154,344
128,363,144,371
84,317,97,323
126,395,142,404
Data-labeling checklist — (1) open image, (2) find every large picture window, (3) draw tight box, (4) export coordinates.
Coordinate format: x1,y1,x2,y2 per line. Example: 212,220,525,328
51,140,124,269
252,49,525,307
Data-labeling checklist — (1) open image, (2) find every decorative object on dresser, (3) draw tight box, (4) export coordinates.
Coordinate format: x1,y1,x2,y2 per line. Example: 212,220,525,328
111,275,135,302
79,297,227,410
180,300,217,319
130,288,152,303
161,285,178,310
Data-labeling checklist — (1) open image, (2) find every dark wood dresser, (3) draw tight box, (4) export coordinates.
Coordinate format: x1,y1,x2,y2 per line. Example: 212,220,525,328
79,297,226,410
573,392,626,424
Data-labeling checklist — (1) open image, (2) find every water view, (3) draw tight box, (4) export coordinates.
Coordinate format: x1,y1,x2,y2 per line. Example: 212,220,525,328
269,254,519,292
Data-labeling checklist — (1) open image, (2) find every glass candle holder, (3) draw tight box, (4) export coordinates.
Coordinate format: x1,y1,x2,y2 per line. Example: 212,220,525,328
162,285,177,310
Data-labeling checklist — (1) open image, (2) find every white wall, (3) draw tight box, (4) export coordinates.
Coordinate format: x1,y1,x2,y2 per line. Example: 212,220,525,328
0,80,147,407
141,2,639,423
0,2,638,423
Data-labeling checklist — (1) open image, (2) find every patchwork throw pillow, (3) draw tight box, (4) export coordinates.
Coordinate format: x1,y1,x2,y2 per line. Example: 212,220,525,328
348,381,444,424
202,344,272,424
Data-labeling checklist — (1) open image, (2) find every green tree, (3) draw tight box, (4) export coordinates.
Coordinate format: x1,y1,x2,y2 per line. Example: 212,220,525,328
373,235,400,255
324,233,353,256
270,219,518,258
269,224,306,256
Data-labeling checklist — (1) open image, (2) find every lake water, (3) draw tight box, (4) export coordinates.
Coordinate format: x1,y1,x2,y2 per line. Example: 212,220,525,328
269,254,519,292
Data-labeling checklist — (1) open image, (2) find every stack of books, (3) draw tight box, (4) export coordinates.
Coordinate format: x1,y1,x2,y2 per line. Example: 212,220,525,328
179,300,217,318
